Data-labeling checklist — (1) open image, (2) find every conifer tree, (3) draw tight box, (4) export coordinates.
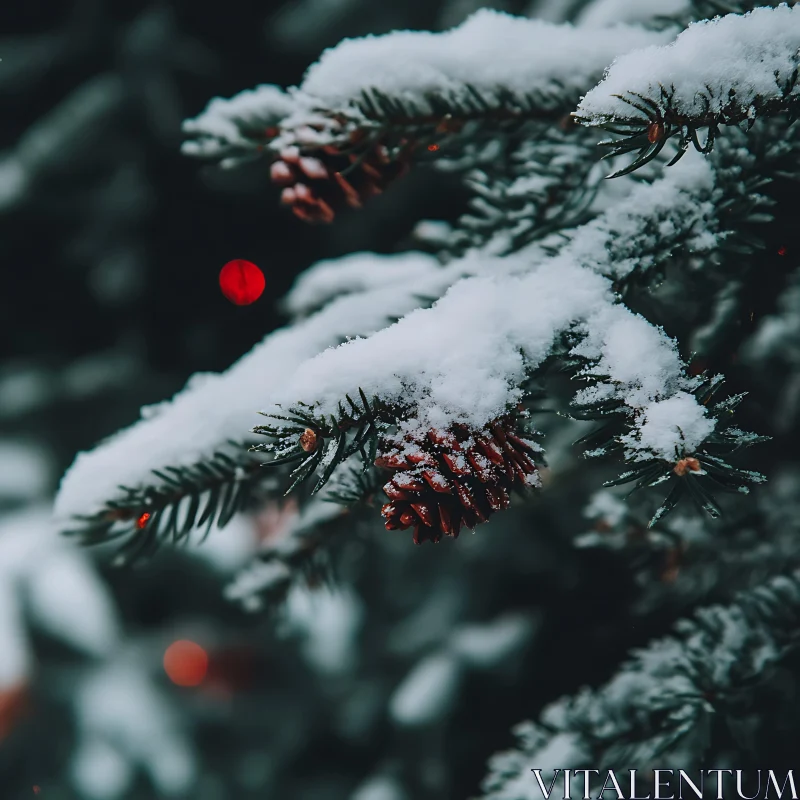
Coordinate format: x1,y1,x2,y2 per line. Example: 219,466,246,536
13,1,800,797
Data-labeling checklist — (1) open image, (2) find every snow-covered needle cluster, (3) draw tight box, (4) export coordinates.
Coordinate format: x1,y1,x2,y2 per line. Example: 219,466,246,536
49,2,800,794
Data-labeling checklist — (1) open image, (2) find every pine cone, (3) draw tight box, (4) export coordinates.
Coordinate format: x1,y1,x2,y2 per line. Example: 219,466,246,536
270,129,411,223
376,417,541,544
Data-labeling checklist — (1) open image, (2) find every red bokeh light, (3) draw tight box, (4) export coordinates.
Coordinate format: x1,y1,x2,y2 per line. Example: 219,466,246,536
164,640,209,687
219,259,265,306
778,246,788,256
136,512,150,529
427,144,440,152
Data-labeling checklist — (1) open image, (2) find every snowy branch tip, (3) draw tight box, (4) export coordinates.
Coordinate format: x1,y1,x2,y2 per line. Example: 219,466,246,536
576,4,800,126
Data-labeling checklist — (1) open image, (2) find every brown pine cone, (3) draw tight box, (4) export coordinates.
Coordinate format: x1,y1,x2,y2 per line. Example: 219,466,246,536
376,417,541,544
270,129,411,223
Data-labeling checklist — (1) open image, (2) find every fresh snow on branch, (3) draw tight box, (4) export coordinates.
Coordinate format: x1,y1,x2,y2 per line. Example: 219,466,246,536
283,251,441,318
55,252,459,518
559,155,717,280
181,12,670,165
73,658,196,799
298,10,671,108
181,84,294,165
577,4,800,123
57,149,723,522
269,267,710,459
266,153,717,460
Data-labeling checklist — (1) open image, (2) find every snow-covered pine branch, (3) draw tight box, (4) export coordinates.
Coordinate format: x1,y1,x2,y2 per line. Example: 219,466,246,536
55,252,468,546
575,4,800,176
450,127,604,257
479,571,800,798
262,156,719,432
57,142,766,554
181,84,294,167
253,151,764,542
182,11,670,222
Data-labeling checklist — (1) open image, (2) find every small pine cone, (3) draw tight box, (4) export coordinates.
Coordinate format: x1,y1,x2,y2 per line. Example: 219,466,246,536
270,132,410,223
376,416,541,544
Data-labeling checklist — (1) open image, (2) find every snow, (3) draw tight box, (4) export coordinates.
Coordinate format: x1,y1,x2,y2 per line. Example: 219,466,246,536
0,440,53,501
59,147,721,522
529,731,588,772
584,490,627,527
269,260,612,430
26,549,120,657
577,5,800,123
620,392,715,462
282,584,364,675
71,738,133,800
389,651,463,726
284,251,441,317
577,0,688,28
300,10,672,108
55,252,455,518
351,775,408,800
267,155,715,461
0,155,29,211
0,579,30,688
183,11,672,167
0,507,119,685
181,84,294,162
450,613,536,669
562,156,717,280
185,512,260,573
224,560,292,611
74,660,196,797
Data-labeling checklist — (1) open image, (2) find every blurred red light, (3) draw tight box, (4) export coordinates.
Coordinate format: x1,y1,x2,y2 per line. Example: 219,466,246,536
164,640,209,687
219,259,265,305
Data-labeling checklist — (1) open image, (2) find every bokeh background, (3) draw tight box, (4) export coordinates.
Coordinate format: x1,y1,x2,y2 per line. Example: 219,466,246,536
5,2,788,799
0,1,533,797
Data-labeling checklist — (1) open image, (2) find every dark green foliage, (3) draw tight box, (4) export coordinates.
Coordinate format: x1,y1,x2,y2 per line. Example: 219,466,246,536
578,73,800,179
65,444,265,562
578,466,800,618
353,82,573,134
184,81,579,182
483,571,800,794
449,126,601,257
252,389,401,496
324,462,385,506
568,367,767,527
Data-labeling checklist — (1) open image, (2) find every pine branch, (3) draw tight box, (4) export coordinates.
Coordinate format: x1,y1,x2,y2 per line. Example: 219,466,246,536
181,83,294,166
251,390,401,496
182,12,668,220
250,156,767,534
666,116,800,359
64,444,266,563
578,467,800,617
571,364,768,527
574,5,800,177
324,462,385,506
449,125,602,257
55,251,458,528
480,571,800,797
